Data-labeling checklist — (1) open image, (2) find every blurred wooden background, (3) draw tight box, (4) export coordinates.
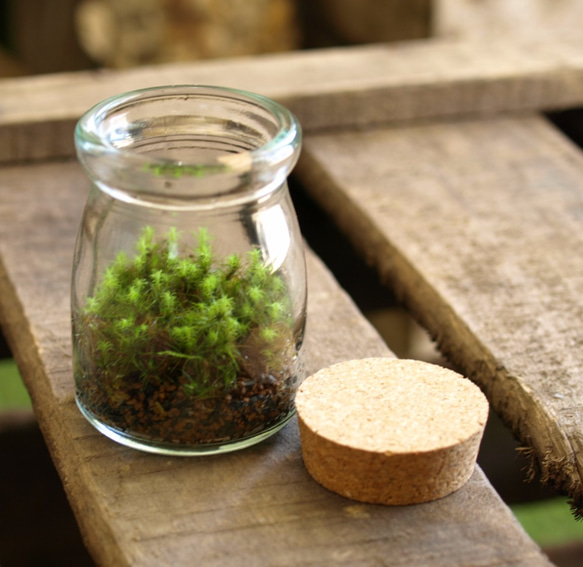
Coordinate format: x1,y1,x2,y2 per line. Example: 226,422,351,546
1,0,582,77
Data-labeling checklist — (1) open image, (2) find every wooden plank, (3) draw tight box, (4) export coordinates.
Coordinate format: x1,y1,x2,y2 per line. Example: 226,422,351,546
4,36,583,163
0,159,550,565
296,113,583,517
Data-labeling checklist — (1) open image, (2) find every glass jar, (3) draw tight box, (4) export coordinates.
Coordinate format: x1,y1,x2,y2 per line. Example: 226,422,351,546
72,85,306,455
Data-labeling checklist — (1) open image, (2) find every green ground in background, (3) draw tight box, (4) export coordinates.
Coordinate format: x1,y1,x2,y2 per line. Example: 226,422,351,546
0,358,582,549
511,497,583,548
0,358,31,408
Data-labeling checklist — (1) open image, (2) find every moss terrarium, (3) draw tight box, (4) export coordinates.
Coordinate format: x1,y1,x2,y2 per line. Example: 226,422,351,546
72,85,306,454
74,226,301,450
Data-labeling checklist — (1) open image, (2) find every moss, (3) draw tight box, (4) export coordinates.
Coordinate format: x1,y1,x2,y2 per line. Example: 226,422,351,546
75,226,294,401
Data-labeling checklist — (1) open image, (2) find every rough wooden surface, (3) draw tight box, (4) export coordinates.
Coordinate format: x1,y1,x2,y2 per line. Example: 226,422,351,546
0,159,550,565
4,36,583,163
296,112,583,517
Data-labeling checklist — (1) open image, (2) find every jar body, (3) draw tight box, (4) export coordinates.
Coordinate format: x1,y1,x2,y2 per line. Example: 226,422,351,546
72,86,306,455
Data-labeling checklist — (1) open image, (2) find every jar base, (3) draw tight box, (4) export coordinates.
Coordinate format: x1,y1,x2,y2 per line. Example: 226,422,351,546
76,397,295,456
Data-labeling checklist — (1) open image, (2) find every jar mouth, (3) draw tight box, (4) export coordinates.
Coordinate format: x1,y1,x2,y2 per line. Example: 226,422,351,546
74,85,302,207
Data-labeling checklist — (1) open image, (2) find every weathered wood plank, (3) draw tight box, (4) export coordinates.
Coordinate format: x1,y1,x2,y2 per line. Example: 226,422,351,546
3,36,583,163
0,160,550,565
296,113,583,516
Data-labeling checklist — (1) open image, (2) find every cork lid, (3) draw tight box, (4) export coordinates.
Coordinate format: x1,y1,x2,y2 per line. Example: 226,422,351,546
295,358,489,505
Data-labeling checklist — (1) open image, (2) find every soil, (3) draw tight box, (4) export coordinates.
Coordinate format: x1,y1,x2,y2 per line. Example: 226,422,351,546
76,371,299,446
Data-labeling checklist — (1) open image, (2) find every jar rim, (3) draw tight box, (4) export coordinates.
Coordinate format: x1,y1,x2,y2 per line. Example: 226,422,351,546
74,85,302,207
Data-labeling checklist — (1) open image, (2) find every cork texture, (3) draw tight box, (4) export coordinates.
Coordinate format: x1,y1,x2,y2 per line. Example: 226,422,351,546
295,358,489,505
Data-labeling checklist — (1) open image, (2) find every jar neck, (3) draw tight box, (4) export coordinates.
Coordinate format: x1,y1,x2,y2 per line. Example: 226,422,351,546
75,85,302,208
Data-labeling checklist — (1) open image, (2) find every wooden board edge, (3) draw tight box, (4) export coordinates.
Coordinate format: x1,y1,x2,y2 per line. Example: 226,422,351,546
0,257,131,566
3,36,583,163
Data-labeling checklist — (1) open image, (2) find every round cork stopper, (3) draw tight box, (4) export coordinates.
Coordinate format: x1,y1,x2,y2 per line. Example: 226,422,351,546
295,358,489,505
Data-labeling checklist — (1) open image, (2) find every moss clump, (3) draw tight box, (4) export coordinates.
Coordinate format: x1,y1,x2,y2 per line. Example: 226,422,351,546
74,226,301,445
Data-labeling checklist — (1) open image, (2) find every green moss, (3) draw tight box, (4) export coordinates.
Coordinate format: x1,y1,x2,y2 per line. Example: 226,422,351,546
76,226,294,399
145,163,225,178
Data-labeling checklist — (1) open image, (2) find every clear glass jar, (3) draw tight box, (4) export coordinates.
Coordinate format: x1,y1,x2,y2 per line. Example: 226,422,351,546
72,85,306,455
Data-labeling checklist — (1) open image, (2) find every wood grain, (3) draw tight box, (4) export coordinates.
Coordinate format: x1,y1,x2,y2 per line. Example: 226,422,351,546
0,160,550,565
4,35,583,163
296,112,583,516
